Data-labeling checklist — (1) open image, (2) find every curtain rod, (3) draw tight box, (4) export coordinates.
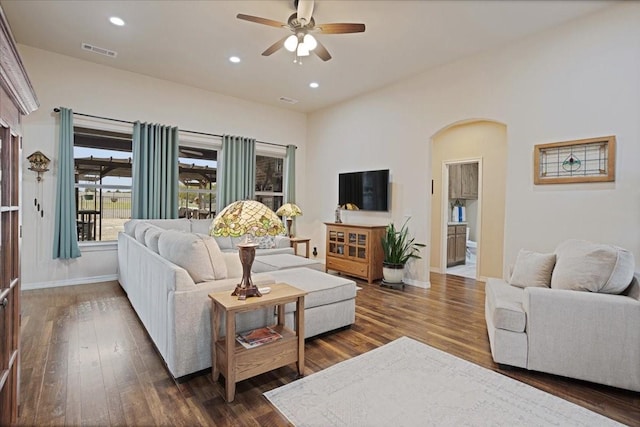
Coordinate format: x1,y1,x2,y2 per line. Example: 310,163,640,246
52,108,296,149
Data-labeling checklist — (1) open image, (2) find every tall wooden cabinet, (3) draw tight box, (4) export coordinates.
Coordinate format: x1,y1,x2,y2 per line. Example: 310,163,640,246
325,223,386,284
0,7,39,425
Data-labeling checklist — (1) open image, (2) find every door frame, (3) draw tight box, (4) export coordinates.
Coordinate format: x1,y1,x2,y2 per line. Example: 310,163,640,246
439,157,483,278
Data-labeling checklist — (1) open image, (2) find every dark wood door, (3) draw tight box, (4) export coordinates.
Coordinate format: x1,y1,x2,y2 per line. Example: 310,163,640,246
0,7,38,423
0,127,21,425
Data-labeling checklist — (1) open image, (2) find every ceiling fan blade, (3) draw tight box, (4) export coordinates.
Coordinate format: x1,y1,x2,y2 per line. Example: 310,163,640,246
262,36,289,56
315,23,365,34
237,14,287,28
297,0,314,26
313,39,332,61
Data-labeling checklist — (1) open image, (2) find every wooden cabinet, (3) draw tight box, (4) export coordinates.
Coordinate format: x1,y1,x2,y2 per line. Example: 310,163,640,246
447,225,467,267
0,7,39,425
325,223,386,284
449,163,478,199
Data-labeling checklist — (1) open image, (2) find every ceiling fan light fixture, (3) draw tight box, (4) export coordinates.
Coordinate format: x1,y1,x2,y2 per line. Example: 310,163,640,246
303,34,317,50
297,43,310,57
284,35,298,52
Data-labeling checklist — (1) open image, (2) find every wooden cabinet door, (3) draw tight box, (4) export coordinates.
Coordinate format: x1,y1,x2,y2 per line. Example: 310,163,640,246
447,234,456,266
461,163,478,199
448,164,462,199
455,232,467,263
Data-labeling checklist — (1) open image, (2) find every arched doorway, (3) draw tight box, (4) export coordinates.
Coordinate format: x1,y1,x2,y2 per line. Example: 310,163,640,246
429,120,507,280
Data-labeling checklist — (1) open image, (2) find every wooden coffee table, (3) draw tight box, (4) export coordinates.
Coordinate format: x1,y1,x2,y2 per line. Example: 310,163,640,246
209,283,307,402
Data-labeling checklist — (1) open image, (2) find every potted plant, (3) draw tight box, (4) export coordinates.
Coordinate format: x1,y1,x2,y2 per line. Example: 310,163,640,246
381,219,426,285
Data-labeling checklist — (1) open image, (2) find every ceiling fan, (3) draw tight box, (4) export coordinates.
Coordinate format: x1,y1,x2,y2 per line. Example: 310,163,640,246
237,0,365,62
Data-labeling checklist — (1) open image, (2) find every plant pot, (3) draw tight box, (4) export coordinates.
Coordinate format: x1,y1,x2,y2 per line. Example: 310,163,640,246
382,262,404,284
83,194,94,201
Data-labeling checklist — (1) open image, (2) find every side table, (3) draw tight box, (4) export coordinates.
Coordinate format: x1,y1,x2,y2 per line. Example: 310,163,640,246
209,283,307,402
289,237,311,258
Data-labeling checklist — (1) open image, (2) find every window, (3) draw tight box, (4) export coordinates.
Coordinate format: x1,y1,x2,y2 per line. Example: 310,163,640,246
178,146,217,219
74,127,132,242
255,154,284,212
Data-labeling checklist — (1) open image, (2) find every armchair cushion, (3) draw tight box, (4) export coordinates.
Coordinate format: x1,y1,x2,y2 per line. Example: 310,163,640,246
508,250,555,288
551,239,634,294
485,278,526,333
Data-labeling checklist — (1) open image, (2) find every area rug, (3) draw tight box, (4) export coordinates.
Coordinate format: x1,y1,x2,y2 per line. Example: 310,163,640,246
264,337,620,426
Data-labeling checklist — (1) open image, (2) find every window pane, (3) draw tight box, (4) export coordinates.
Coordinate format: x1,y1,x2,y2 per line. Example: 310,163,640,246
179,146,217,218
74,127,132,242
256,155,283,193
255,195,283,212
256,155,284,213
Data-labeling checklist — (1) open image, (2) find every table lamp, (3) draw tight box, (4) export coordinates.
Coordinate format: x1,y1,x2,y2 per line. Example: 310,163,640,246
275,203,302,237
211,200,285,300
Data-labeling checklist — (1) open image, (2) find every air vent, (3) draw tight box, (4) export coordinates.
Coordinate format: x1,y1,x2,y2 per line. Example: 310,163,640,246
81,43,117,58
279,96,299,104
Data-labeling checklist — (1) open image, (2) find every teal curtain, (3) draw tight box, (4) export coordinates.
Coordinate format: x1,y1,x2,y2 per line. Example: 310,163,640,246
216,135,256,213
284,145,296,203
132,122,179,219
53,107,81,259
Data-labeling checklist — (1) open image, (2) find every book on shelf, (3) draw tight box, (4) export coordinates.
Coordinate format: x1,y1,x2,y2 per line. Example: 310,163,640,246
236,326,283,349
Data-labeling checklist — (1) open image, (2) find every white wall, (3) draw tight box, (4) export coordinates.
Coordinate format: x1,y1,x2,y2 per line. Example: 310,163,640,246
307,3,640,283
20,45,307,289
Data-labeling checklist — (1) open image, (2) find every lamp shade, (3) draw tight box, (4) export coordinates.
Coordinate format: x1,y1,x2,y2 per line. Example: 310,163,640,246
284,34,298,52
275,203,303,218
211,200,285,237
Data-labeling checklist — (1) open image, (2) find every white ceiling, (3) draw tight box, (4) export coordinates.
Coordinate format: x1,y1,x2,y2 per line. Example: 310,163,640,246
2,0,613,113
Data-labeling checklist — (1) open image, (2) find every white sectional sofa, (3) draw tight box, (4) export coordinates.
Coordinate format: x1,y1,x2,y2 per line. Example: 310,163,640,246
485,239,640,391
117,218,357,379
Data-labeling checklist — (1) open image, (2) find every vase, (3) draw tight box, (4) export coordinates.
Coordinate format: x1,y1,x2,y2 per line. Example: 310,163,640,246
382,262,404,284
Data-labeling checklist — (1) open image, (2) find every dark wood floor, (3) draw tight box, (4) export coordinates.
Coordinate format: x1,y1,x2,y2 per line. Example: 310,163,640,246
18,273,640,426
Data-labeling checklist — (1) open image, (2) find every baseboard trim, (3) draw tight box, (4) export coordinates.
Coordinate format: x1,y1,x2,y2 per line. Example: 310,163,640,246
22,274,119,290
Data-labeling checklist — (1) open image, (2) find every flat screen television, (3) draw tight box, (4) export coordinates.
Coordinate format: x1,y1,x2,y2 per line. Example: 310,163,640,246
339,169,389,211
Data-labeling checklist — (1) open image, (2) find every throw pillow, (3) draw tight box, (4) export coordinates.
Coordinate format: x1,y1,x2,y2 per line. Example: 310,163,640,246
224,253,243,279
551,239,635,294
191,218,213,234
158,231,228,283
124,219,141,236
255,235,276,249
508,249,555,288
144,227,164,253
134,222,156,244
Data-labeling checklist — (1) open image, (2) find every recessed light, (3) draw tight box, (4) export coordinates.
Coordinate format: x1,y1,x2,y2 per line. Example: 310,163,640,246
109,16,125,26
309,82,319,89
229,56,241,63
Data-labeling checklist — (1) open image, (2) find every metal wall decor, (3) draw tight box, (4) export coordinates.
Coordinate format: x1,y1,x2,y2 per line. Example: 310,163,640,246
533,136,615,184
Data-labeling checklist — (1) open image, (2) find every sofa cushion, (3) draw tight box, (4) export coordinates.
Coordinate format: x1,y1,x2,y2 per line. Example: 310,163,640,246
144,227,164,253
191,218,213,234
551,239,635,294
124,218,191,236
214,235,245,251
265,268,357,313
158,231,227,283
134,222,159,245
509,250,555,288
252,254,323,273
485,278,526,333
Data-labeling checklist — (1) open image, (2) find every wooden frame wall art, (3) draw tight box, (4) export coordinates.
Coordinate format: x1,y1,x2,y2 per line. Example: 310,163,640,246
533,135,615,184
